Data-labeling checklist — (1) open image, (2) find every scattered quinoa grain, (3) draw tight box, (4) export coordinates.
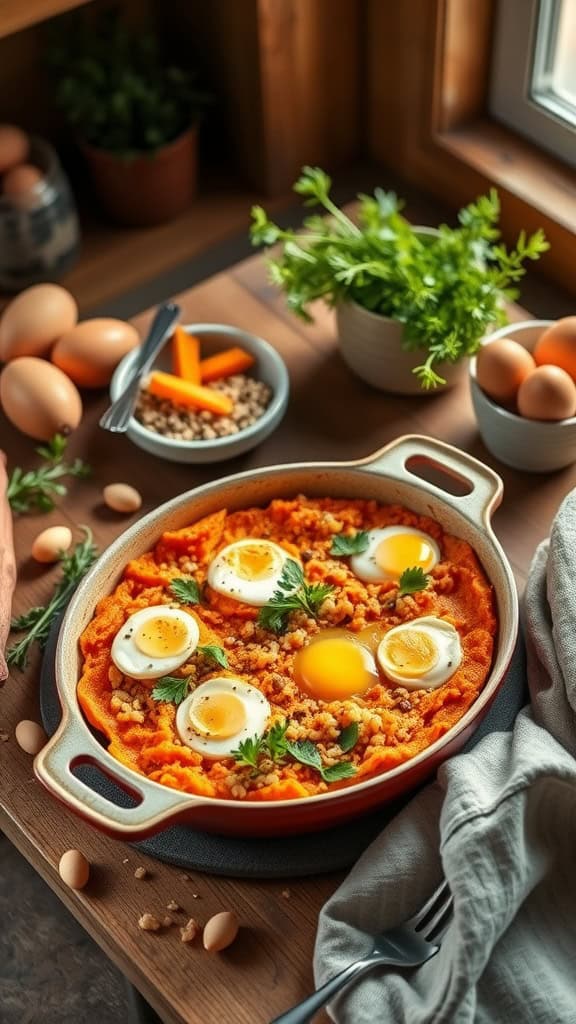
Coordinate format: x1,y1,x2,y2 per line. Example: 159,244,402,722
134,866,148,880
281,889,291,899
167,900,180,912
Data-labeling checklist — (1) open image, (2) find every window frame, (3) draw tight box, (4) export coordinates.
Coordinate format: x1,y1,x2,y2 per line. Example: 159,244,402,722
367,0,576,294
490,0,576,171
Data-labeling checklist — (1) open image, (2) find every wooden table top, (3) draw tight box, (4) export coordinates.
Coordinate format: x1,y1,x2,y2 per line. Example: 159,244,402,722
2,251,576,1024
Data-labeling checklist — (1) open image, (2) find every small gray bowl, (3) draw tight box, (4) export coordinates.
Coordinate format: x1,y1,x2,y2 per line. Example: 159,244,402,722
470,319,576,473
110,323,290,463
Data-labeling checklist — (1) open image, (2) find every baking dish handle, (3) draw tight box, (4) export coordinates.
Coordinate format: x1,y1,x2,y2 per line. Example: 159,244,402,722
34,714,195,838
357,434,503,527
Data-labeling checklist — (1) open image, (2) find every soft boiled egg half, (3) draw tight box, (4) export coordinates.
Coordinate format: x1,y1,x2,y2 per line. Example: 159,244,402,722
111,605,199,679
350,526,440,583
176,677,271,758
207,538,297,606
376,616,462,690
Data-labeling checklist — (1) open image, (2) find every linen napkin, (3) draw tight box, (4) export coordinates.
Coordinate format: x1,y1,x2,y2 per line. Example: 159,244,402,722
315,488,576,1024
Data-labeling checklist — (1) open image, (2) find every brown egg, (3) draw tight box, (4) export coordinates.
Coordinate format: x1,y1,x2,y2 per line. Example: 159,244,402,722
103,483,142,513
15,719,47,755
0,283,78,361
533,317,576,383
476,338,536,403
0,357,83,439
0,124,29,173
202,911,239,952
51,319,140,388
58,849,90,890
31,525,72,563
2,164,44,207
517,365,576,421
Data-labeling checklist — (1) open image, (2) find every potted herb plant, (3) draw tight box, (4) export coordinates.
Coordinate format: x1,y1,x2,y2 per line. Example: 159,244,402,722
48,13,208,227
250,168,549,392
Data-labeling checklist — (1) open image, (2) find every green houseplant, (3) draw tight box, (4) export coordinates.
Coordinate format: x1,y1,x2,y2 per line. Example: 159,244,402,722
250,167,549,392
48,12,208,227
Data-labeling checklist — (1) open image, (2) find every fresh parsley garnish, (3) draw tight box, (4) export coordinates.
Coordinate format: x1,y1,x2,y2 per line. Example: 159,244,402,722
285,738,357,783
7,434,91,515
197,644,228,668
7,528,98,670
257,559,334,634
230,734,265,772
397,566,430,598
330,531,370,556
266,720,290,763
169,577,201,605
337,722,359,753
151,676,190,705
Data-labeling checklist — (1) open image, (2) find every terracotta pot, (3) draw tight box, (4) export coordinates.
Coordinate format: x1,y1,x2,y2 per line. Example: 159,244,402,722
82,126,198,227
336,300,468,395
35,435,518,840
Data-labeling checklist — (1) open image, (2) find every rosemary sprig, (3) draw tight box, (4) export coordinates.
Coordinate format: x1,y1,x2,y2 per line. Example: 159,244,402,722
6,434,91,515
7,528,98,670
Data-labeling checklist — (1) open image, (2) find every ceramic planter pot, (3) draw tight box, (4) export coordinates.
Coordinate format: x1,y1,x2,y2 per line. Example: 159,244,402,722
336,300,468,395
34,434,518,840
82,126,198,227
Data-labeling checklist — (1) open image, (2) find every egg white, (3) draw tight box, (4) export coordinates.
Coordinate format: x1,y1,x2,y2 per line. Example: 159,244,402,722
110,605,199,680
176,676,271,759
350,526,440,583
207,538,297,607
377,615,462,689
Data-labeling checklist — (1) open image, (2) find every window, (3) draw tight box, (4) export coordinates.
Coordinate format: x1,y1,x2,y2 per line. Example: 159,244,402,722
490,0,576,168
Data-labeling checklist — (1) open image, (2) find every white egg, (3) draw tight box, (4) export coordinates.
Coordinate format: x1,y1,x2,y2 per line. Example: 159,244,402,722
377,616,462,689
206,538,298,607
111,605,199,679
350,526,440,583
176,677,271,759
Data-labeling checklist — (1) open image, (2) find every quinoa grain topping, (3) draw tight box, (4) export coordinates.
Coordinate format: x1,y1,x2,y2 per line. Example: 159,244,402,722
135,374,272,441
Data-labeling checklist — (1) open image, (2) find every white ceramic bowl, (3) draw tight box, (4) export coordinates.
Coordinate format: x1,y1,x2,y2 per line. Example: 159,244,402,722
110,323,290,463
470,319,576,473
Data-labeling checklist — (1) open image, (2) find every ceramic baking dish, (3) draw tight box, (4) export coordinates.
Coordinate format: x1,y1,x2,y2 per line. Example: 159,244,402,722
34,435,518,839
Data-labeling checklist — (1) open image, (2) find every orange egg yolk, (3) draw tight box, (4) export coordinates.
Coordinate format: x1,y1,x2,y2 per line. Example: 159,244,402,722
375,533,437,578
225,542,282,581
134,616,190,658
189,693,246,738
380,629,439,679
294,634,378,701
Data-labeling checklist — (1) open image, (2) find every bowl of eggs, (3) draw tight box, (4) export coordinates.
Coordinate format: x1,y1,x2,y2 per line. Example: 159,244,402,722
470,318,576,472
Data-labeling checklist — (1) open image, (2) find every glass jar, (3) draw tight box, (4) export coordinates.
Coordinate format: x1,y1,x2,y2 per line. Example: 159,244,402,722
0,136,80,292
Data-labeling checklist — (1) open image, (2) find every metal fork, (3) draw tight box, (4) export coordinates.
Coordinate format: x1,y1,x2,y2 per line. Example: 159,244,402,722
270,878,453,1024
99,300,180,433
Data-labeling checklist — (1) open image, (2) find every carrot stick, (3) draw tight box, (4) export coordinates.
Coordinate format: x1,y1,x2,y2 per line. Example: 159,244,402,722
0,452,16,682
148,371,234,416
199,347,255,383
172,327,201,384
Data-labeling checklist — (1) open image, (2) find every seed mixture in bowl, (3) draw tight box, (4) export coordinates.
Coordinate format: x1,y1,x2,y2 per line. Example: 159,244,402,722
135,374,272,441
77,496,497,802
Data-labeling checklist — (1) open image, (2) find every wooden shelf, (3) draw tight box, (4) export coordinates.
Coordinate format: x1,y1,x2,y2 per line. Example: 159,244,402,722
0,0,93,40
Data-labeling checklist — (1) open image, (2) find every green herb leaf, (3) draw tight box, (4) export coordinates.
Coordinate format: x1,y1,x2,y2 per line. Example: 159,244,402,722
330,531,370,556
321,762,357,783
169,577,201,605
151,675,190,705
284,739,322,771
338,722,359,753
265,720,289,763
257,559,334,634
7,528,98,670
197,644,228,668
231,734,266,771
7,435,91,515
397,566,430,598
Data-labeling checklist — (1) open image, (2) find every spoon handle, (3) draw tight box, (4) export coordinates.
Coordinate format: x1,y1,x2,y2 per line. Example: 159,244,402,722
99,301,180,433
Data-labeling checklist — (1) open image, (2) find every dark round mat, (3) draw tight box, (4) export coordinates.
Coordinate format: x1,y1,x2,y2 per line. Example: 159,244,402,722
40,616,528,878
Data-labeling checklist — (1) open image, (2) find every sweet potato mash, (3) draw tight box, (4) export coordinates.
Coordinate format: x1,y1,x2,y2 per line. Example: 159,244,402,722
77,497,496,801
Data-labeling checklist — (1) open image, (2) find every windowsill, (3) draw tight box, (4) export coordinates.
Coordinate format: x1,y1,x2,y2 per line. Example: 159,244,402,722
437,117,576,234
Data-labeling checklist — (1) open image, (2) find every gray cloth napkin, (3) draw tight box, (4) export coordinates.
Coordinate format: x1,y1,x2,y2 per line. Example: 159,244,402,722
315,489,576,1024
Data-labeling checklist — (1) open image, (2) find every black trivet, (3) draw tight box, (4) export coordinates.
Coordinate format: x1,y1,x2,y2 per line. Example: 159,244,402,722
40,616,527,878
